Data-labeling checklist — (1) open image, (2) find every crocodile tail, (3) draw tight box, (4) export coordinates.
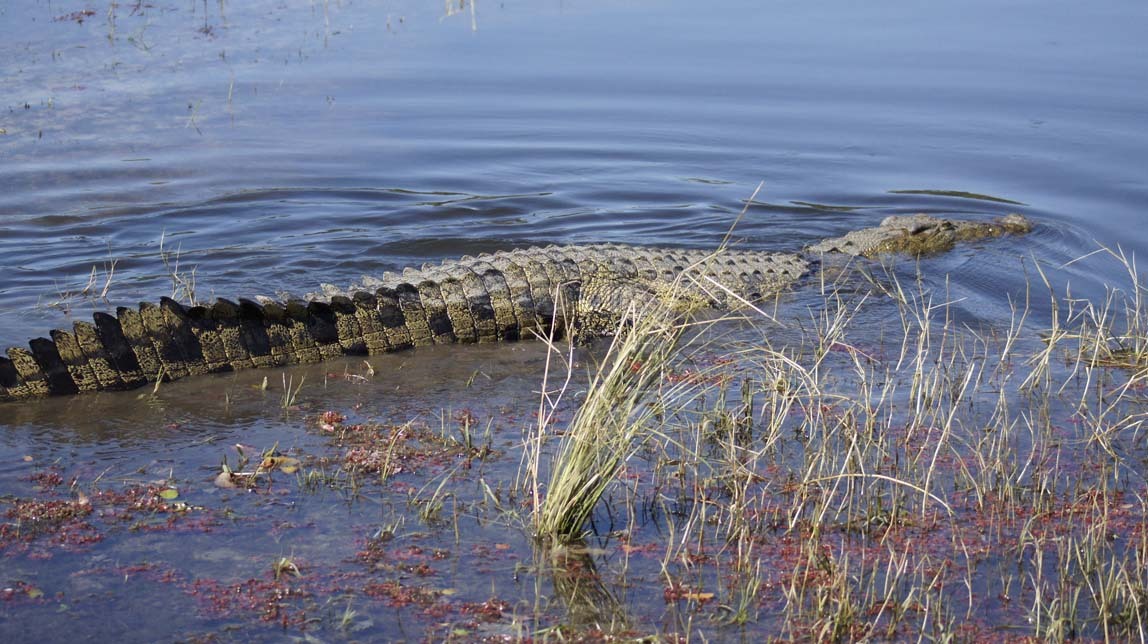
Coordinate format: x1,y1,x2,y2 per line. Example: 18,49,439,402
0,260,577,400
0,244,789,401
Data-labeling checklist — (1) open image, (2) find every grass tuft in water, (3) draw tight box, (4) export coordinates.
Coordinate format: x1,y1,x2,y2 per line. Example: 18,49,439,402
531,301,686,541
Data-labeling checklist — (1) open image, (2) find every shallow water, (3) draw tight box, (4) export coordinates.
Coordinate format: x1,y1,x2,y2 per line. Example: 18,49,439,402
1,0,1147,640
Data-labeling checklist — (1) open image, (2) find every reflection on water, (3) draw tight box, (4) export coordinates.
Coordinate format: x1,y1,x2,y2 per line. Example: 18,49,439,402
545,541,629,629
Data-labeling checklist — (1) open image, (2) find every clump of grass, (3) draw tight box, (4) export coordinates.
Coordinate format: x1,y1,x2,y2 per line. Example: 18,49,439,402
272,554,302,581
531,299,686,541
527,251,744,542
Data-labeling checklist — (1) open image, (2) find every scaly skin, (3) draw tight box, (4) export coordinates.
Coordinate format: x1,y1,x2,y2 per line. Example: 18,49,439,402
0,214,1031,401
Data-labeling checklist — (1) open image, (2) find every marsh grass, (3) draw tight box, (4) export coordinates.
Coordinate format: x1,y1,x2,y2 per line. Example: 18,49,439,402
40,245,119,314
159,231,200,306
41,233,198,316
280,373,305,409
526,186,771,545
515,246,1148,640
95,239,1145,640
529,293,694,541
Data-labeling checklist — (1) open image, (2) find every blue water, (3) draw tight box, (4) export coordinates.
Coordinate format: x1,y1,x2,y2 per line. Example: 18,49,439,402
1,0,1145,350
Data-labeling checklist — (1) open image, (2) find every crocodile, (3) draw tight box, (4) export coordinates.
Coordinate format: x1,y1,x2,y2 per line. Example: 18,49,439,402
0,213,1031,401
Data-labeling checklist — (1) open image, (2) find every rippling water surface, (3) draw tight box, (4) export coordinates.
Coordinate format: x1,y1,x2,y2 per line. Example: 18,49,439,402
2,0,1145,346
1,0,1146,639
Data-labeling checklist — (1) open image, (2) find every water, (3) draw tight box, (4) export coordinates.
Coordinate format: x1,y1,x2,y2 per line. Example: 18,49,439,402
1,0,1146,639
3,0,1145,345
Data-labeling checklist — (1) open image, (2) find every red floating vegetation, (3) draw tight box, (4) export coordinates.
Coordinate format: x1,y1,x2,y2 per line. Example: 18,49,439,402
362,580,441,608
459,597,511,622
4,497,92,530
320,410,347,425
27,470,65,489
1,478,214,559
355,539,443,578
188,577,310,626
314,416,496,480
0,497,99,556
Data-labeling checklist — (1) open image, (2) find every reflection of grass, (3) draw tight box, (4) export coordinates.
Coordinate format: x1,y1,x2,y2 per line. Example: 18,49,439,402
544,540,627,629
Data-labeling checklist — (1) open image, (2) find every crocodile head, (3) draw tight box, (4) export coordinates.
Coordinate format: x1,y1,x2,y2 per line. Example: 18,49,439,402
806,213,1032,258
